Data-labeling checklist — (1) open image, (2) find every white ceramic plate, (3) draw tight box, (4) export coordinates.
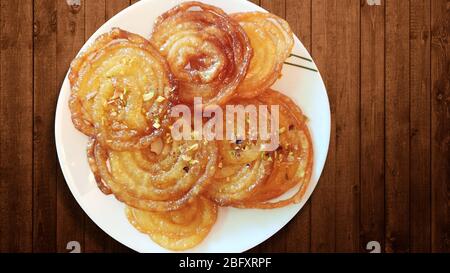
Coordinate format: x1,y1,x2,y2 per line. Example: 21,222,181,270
55,0,330,253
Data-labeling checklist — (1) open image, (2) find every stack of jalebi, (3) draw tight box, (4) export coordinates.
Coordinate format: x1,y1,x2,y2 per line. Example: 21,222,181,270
69,2,313,251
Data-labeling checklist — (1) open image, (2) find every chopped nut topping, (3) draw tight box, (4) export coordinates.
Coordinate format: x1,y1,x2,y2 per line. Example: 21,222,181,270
86,91,97,100
189,159,199,165
181,155,191,161
186,143,199,152
164,86,175,94
191,131,201,139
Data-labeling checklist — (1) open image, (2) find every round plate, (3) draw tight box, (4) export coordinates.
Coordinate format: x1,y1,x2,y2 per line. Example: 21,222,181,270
55,0,330,253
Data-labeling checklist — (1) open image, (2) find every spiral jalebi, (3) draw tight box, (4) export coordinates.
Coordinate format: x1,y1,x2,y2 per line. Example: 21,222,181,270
69,2,315,251
231,12,294,98
69,28,177,150
207,90,313,209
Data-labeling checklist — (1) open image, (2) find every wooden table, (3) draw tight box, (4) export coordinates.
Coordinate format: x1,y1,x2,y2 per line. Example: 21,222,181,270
0,0,448,253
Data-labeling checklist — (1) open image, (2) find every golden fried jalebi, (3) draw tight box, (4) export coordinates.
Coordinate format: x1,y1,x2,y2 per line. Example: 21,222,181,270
231,12,294,99
126,197,217,251
150,1,252,105
69,28,177,150
208,90,313,209
87,136,218,212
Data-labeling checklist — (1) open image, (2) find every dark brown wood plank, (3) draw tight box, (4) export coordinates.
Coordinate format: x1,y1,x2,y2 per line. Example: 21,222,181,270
385,0,410,253
104,0,134,252
431,0,450,253
251,0,287,252
56,0,86,253
409,0,431,253
0,0,442,253
33,0,58,253
84,218,106,253
310,0,337,252
283,0,312,253
333,0,360,252
244,0,261,253
0,0,34,253
360,0,385,253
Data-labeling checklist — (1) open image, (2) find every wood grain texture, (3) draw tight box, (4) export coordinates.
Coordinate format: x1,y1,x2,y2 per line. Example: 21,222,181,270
106,0,130,20
409,0,431,253
261,0,285,18
55,0,86,253
254,0,312,253
33,0,58,252
360,0,385,253
0,0,448,253
82,0,108,253
82,0,133,253
431,0,449,253
385,0,411,253
0,0,34,252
